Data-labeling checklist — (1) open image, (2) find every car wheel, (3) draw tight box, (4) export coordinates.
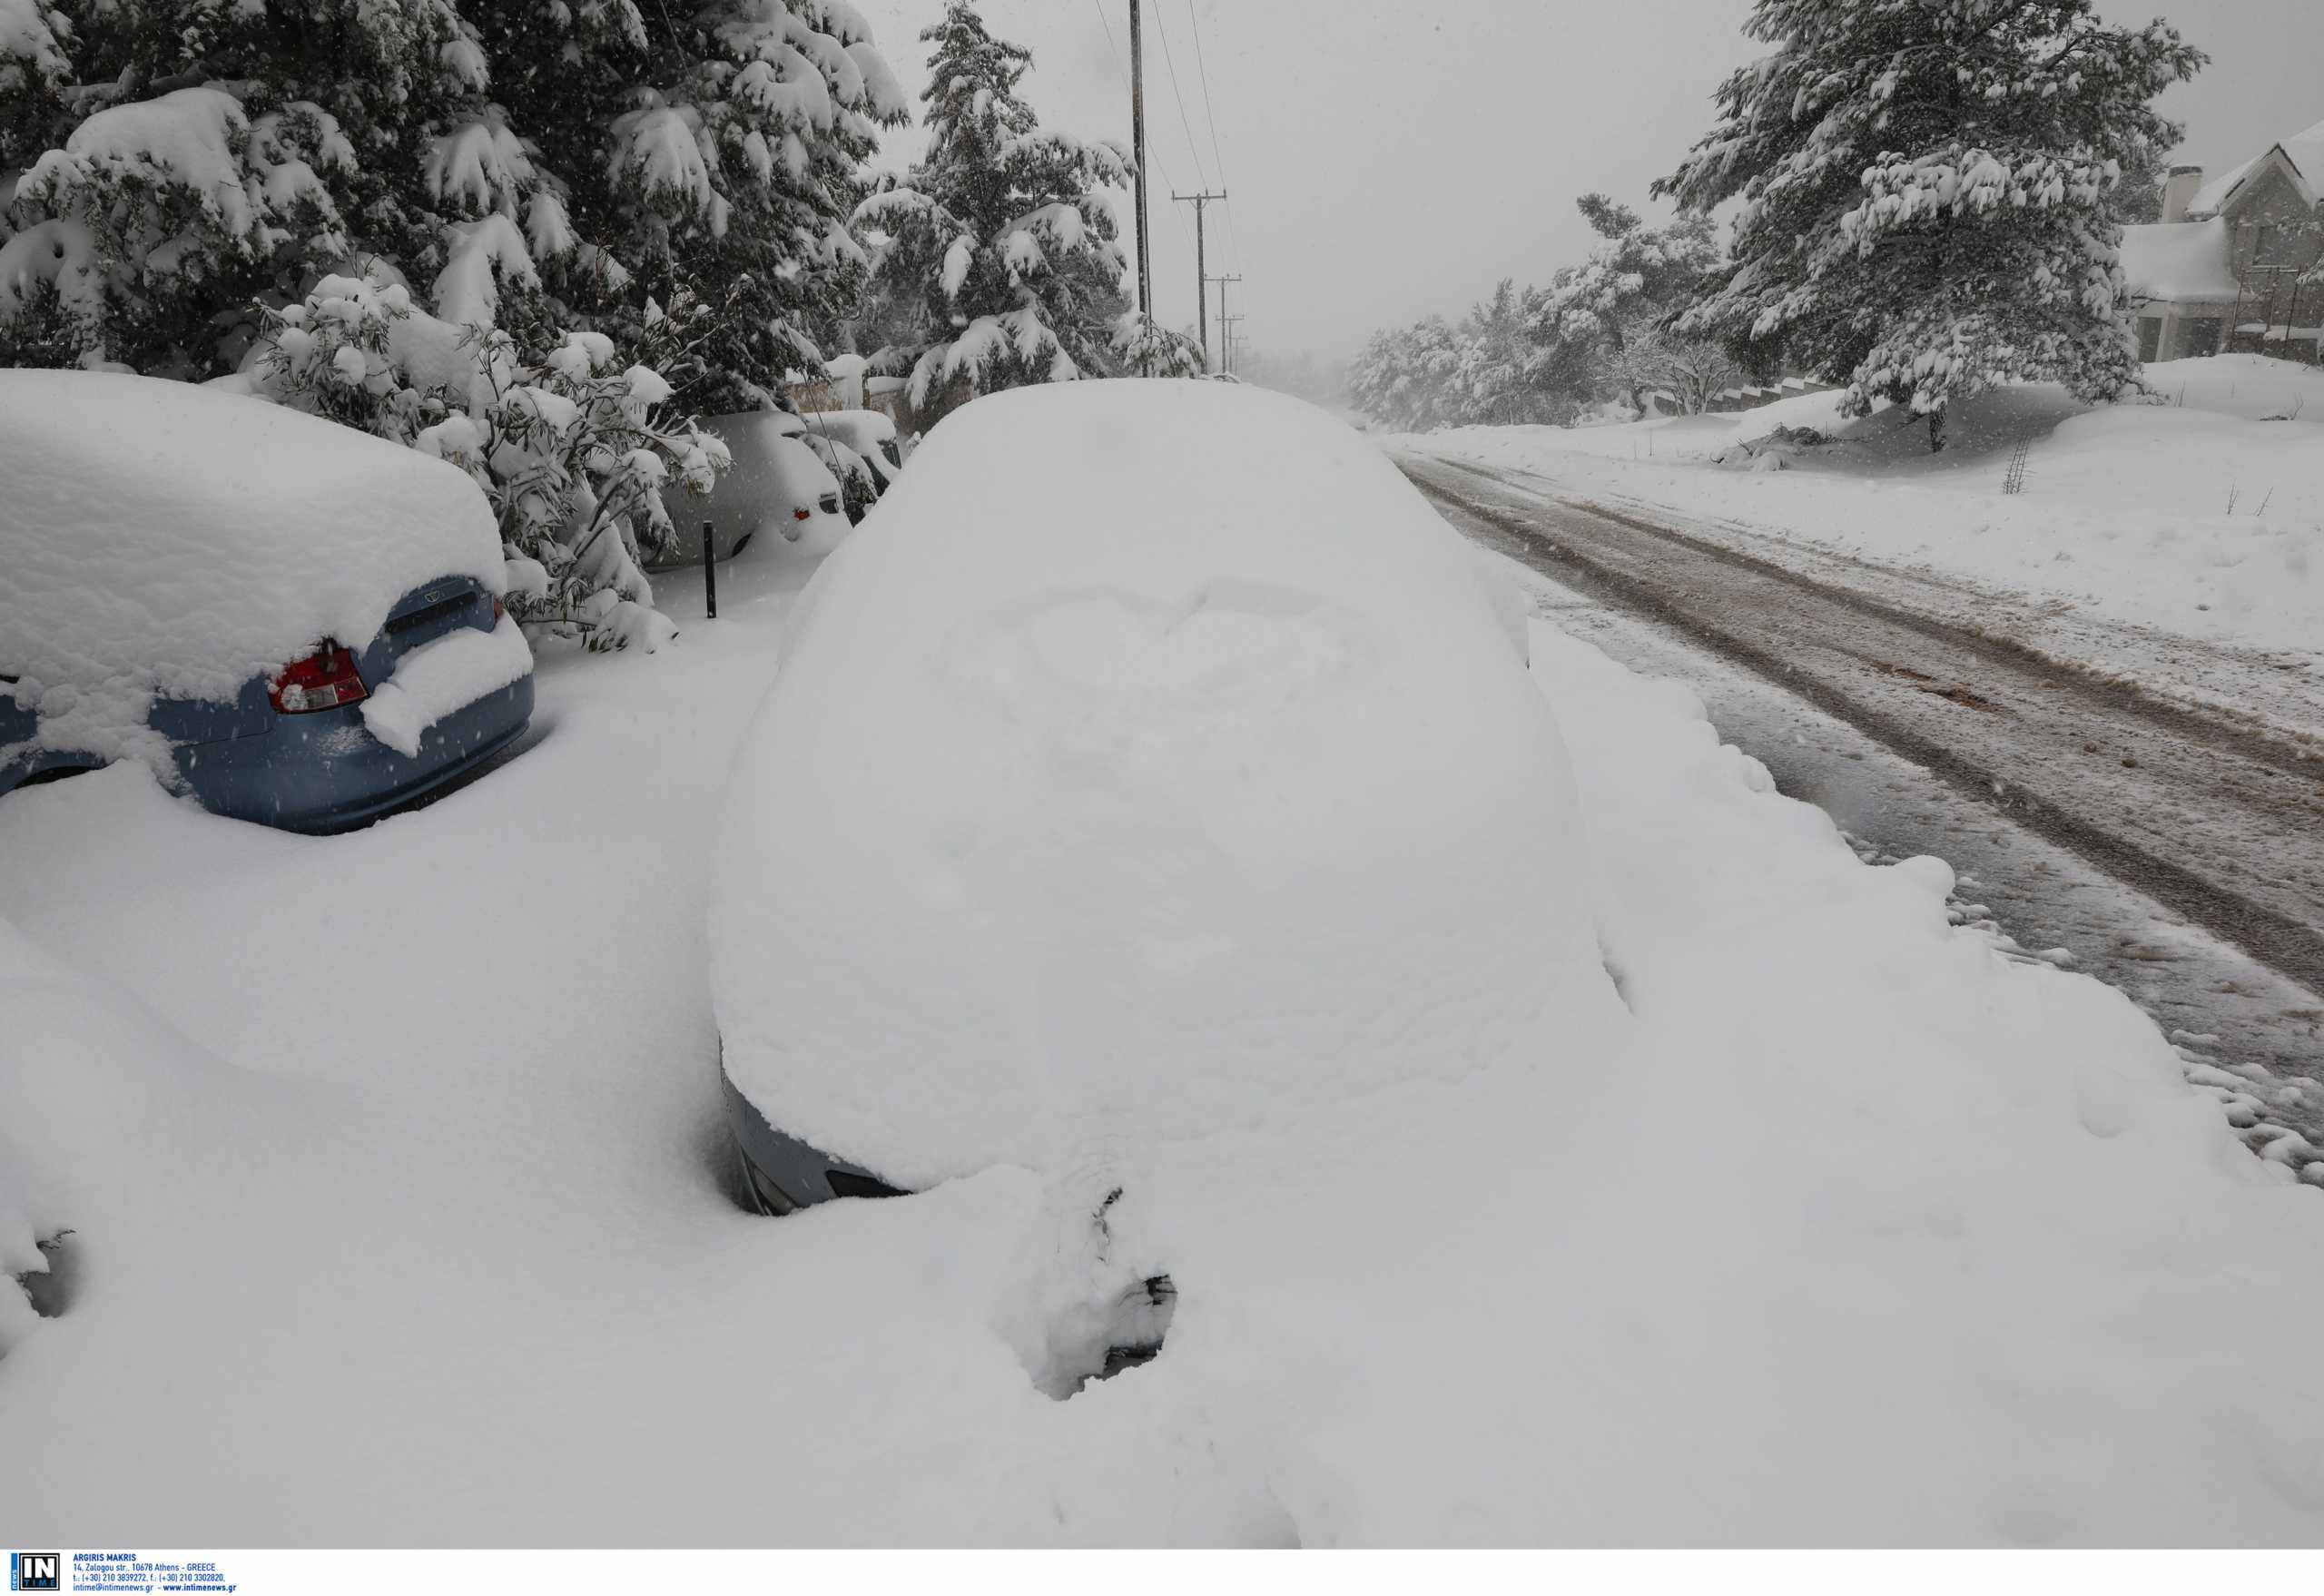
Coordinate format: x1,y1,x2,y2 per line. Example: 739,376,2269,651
15,761,102,788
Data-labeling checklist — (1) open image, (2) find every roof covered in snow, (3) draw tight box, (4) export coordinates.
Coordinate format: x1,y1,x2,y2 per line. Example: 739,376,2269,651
2120,219,2240,303
2191,116,2324,214
0,372,504,759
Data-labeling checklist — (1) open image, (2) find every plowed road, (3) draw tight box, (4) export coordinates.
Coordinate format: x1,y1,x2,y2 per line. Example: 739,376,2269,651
1399,449,2324,1108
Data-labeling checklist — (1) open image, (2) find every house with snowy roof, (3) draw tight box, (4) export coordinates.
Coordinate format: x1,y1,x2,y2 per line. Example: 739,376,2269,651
2120,118,2324,365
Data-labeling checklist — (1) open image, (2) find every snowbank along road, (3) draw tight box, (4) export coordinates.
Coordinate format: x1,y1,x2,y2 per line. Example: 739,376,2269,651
1396,449,2324,1122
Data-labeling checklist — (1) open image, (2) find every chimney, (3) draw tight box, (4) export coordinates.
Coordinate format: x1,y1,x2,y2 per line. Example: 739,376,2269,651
2161,163,2202,224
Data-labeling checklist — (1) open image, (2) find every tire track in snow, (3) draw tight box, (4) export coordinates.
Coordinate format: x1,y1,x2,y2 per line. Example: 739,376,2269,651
1397,450,2324,1030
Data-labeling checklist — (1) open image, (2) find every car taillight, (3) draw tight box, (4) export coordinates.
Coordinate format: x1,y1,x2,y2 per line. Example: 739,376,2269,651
490,593,505,626
269,642,368,713
793,507,812,521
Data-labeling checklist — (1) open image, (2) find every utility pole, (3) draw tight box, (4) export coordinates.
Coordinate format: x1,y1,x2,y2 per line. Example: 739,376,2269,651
1219,313,1246,377
1205,272,1242,374
1173,189,1226,364
1128,2,1152,320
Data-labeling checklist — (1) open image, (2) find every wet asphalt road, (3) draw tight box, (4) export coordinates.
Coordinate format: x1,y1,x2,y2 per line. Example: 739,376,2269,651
1399,450,2324,1124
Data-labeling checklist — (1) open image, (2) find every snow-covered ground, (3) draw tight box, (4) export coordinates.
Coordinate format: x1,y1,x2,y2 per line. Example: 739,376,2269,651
1401,357,2324,744
6,390,2324,1545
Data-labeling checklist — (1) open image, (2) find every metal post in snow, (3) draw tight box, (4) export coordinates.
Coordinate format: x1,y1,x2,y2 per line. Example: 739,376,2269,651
703,519,717,620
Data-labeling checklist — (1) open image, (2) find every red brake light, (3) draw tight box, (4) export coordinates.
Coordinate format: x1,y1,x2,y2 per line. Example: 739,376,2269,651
793,507,812,521
270,642,368,714
490,593,506,626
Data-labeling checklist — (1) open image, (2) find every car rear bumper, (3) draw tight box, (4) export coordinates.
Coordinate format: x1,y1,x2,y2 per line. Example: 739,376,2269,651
173,673,535,833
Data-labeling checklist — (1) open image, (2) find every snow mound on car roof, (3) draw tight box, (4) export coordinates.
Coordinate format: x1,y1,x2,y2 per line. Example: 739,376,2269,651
712,380,1610,1189
0,370,504,763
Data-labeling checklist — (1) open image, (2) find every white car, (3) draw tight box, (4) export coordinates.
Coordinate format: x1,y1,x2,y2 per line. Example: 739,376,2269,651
652,411,847,569
708,380,1587,1233
799,408,907,491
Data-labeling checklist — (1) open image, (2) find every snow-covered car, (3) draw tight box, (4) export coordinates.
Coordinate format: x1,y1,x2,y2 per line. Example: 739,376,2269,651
0,371,534,833
799,408,906,491
651,411,847,567
708,379,1588,1220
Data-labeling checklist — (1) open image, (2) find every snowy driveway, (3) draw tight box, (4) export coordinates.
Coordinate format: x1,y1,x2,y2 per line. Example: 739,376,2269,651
7,488,2324,1545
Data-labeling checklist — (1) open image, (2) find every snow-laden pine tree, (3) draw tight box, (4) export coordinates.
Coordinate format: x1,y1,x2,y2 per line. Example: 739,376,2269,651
852,2,1131,421
1532,195,1723,415
466,0,912,414
1448,281,1568,425
1655,0,2203,449
1346,317,1466,432
1347,293,1590,432
0,0,907,400
0,0,487,373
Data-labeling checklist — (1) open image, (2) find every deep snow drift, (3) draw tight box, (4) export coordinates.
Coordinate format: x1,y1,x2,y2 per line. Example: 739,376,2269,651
5,386,2324,1546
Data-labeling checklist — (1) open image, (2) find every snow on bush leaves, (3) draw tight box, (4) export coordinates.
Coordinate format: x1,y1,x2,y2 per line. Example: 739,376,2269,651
254,274,726,651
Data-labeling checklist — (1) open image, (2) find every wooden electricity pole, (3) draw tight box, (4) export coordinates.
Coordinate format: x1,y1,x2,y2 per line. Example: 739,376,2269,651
1128,1,1152,319
1173,189,1226,364
1205,273,1243,374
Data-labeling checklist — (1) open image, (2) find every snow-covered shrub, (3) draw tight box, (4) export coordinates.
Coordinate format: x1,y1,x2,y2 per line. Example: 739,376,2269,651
852,2,1131,421
1347,317,1466,431
1606,327,1748,417
253,275,725,652
1656,0,2207,449
1112,310,1206,379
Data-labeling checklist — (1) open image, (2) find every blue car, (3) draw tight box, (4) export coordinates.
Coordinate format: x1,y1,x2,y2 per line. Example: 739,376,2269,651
2,583,535,835
1,581,533,832
0,370,535,833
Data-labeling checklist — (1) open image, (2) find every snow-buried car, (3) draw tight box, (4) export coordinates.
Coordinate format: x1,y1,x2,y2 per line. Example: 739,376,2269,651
0,371,533,832
649,410,851,570
709,379,1600,1218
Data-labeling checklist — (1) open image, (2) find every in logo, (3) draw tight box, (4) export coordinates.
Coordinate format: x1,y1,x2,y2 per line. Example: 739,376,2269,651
9,1553,59,1592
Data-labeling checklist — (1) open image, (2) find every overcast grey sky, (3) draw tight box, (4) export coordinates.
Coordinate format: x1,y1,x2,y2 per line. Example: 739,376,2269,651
849,0,2323,364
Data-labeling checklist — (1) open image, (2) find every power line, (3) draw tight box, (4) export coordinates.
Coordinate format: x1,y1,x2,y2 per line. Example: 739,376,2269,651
1089,0,1197,270
1149,3,1211,194
1184,1,1242,277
